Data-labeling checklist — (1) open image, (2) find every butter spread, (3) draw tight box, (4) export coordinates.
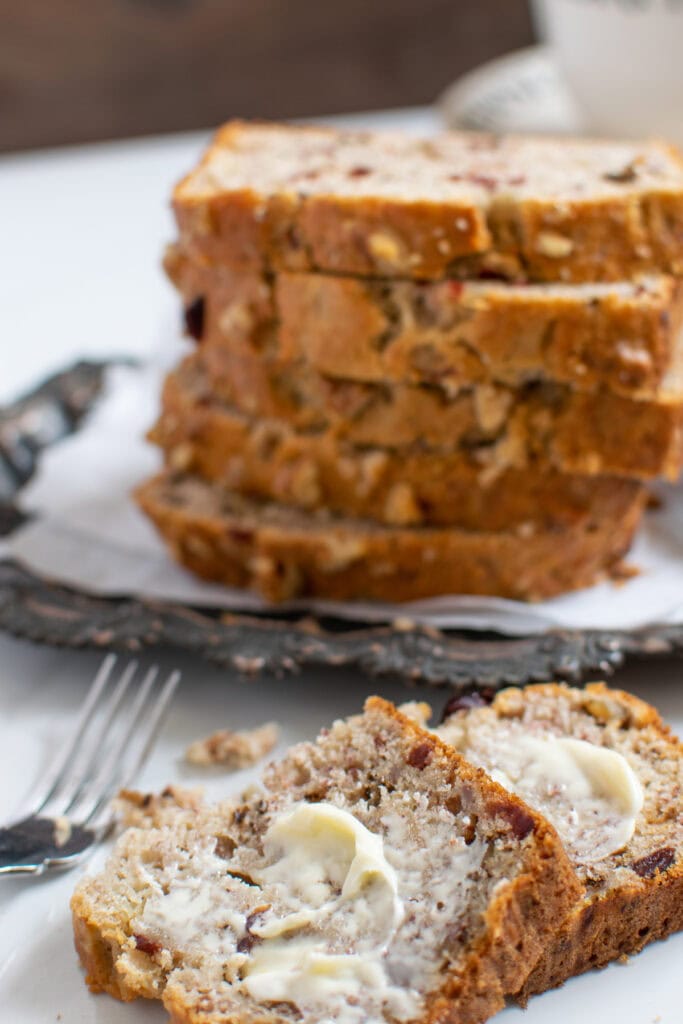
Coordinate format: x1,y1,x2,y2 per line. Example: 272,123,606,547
243,938,395,1003
136,848,248,958
479,733,642,861
242,802,416,1021
258,802,400,912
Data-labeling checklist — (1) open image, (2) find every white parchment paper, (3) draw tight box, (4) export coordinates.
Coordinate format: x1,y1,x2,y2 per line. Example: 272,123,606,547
4,358,683,637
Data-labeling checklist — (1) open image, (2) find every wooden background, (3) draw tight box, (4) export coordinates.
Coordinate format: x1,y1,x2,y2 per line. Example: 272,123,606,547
0,0,534,152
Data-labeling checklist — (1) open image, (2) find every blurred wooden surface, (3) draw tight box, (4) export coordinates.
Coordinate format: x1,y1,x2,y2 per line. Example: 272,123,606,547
0,0,533,152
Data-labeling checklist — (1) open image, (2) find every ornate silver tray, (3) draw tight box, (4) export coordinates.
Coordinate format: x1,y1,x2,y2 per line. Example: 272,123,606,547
2,361,682,689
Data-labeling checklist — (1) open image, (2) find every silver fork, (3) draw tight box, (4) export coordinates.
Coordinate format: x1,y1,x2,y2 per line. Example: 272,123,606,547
0,654,180,876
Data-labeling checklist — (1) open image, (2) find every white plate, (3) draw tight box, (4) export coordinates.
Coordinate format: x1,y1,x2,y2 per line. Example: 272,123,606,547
1,637,681,1023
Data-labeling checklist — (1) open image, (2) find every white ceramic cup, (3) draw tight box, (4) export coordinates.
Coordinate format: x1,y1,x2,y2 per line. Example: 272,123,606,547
530,0,683,144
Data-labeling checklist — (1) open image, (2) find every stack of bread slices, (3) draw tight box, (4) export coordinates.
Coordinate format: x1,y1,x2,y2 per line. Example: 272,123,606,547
138,122,683,602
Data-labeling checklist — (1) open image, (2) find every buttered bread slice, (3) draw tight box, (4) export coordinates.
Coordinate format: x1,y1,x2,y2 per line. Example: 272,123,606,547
173,121,683,282
71,698,580,1024
437,683,683,999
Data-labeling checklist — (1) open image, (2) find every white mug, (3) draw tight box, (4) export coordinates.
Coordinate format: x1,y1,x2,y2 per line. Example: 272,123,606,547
531,0,683,144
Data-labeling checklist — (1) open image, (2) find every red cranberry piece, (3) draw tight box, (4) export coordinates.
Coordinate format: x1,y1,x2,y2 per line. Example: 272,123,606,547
490,800,535,840
407,741,433,769
467,174,497,191
604,164,637,183
440,686,496,722
134,934,161,956
631,847,675,878
184,296,205,341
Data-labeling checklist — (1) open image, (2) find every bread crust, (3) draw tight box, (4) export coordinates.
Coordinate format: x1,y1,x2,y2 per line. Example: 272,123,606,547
165,244,683,400
520,867,683,1000
166,351,683,482
71,899,155,1001
151,362,645,531
172,122,683,283
134,471,645,602
72,697,583,1023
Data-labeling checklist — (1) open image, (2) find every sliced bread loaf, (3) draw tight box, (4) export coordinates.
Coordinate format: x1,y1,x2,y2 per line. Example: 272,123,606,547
173,121,683,283
151,361,645,531
72,698,581,1023
170,351,683,481
166,243,683,400
134,471,645,602
437,682,683,999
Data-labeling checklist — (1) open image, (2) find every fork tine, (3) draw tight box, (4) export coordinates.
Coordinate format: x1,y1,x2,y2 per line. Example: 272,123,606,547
121,669,181,788
77,668,180,831
67,665,160,821
39,658,139,815
34,653,117,813
1,659,181,876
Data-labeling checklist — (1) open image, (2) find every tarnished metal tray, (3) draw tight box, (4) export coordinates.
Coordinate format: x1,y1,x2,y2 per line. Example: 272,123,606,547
2,361,682,688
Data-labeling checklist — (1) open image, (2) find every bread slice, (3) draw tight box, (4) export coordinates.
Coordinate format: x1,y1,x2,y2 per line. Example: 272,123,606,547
166,243,683,400
72,698,582,1023
437,682,683,999
166,351,683,481
151,359,645,531
172,121,683,283
134,471,645,602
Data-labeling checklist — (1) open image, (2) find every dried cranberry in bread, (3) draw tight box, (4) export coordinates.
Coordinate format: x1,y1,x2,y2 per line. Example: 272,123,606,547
71,699,581,1022
437,682,683,998
173,121,683,283
133,471,645,602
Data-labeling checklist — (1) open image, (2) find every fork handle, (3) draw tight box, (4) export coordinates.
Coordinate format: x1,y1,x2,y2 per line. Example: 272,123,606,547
0,816,94,871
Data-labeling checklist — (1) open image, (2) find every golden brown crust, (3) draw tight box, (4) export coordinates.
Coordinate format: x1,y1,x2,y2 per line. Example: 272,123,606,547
71,903,141,1001
172,122,683,283
151,361,645,531
133,471,645,602
166,245,683,400
519,868,683,1001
